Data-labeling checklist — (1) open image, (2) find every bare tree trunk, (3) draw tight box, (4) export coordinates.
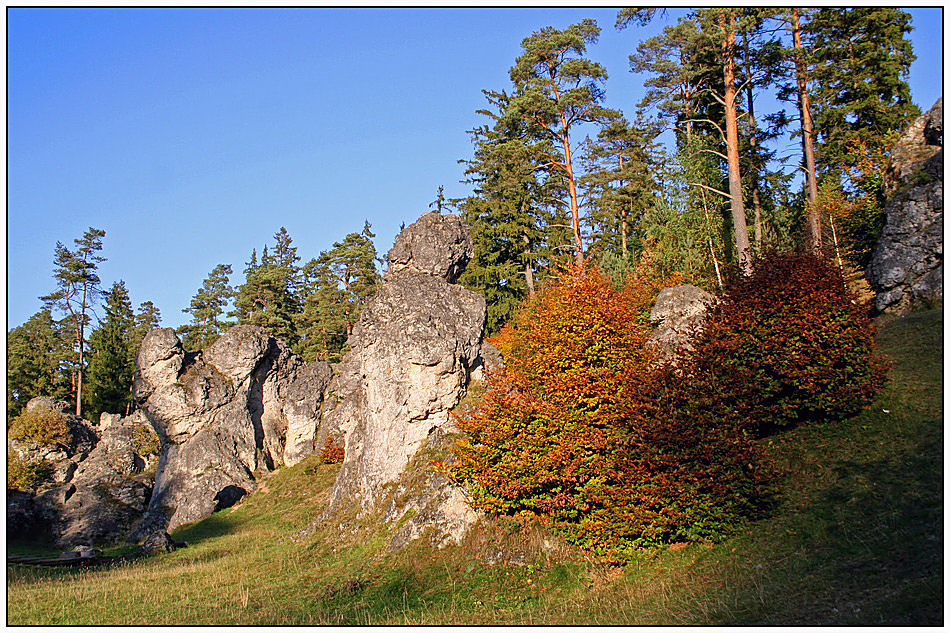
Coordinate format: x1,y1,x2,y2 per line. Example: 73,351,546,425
720,9,752,274
560,116,584,265
619,154,629,257
742,30,765,250
700,188,724,291
753,189,764,248
792,8,821,250
549,67,584,265
523,233,536,296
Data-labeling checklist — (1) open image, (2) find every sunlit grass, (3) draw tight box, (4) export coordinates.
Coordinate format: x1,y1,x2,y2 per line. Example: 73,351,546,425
7,309,942,625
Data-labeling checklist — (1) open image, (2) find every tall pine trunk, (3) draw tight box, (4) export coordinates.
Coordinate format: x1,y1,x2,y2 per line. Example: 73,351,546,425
792,8,821,250
742,31,765,250
549,66,585,265
720,9,751,274
619,153,629,257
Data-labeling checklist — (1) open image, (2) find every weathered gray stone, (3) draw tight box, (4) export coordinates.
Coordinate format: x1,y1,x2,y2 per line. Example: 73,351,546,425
646,284,717,366
311,211,486,550
385,211,474,283
8,410,160,548
470,341,504,383
132,326,331,536
25,397,71,415
867,98,943,315
8,398,98,486
383,429,479,551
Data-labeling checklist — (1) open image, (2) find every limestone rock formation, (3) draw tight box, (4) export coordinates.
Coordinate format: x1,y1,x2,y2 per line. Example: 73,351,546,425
47,411,158,547
132,325,331,535
646,284,718,366
7,402,160,548
316,211,486,549
9,398,98,485
867,98,943,314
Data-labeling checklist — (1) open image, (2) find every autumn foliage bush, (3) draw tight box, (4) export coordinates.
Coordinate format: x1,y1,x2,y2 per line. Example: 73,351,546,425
319,436,345,464
8,406,70,448
450,265,772,556
683,250,887,436
7,452,54,491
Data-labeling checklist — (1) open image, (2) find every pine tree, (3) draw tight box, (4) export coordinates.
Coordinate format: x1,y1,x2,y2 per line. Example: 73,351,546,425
7,309,72,416
131,301,162,352
40,227,106,416
458,88,571,332
179,264,234,351
579,113,663,259
296,223,380,362
85,281,136,419
231,229,301,346
806,8,917,184
505,19,619,263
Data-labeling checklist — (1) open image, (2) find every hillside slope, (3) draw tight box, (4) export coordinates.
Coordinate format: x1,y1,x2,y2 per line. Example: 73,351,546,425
7,310,943,625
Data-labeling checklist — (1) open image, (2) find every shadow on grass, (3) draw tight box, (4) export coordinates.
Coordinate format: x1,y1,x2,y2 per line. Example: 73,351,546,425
718,423,942,622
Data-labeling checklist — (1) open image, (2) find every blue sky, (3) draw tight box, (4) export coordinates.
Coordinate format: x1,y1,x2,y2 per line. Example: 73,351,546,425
7,7,944,330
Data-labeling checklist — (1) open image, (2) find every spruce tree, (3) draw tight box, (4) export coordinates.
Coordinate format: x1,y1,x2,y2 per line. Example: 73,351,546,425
578,113,663,259
296,223,380,362
131,301,162,352
458,88,571,332
7,309,72,416
806,8,917,183
232,229,301,346
85,281,136,419
179,264,234,351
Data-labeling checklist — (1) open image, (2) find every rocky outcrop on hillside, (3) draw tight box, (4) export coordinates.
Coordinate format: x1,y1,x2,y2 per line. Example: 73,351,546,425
867,98,943,314
8,398,98,485
46,411,158,547
132,326,331,536
311,211,486,549
646,284,718,366
7,400,160,548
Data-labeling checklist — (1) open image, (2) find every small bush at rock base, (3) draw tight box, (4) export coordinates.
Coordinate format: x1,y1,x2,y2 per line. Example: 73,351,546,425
7,452,54,491
8,406,70,447
449,265,773,556
320,436,345,464
132,423,161,456
683,250,887,436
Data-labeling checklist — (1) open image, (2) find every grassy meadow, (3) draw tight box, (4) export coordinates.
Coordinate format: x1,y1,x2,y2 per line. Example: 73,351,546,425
6,309,943,625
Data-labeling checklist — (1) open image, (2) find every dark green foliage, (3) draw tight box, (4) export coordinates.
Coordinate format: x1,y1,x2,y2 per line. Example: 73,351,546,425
179,264,234,351
805,8,917,182
506,19,619,262
297,222,381,362
685,251,887,435
86,281,136,419
232,229,301,346
131,301,162,351
579,114,664,259
39,227,106,416
7,310,72,417
458,88,571,333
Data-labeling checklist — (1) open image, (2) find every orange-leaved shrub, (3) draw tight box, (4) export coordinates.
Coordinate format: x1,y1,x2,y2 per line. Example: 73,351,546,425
683,250,887,436
319,436,345,464
450,265,772,555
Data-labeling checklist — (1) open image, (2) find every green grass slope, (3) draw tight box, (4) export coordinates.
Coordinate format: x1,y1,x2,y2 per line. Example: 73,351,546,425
6,309,942,625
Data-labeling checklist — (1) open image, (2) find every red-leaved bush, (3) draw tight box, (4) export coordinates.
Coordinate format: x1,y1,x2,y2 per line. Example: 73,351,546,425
319,436,345,464
450,265,772,556
682,251,888,436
